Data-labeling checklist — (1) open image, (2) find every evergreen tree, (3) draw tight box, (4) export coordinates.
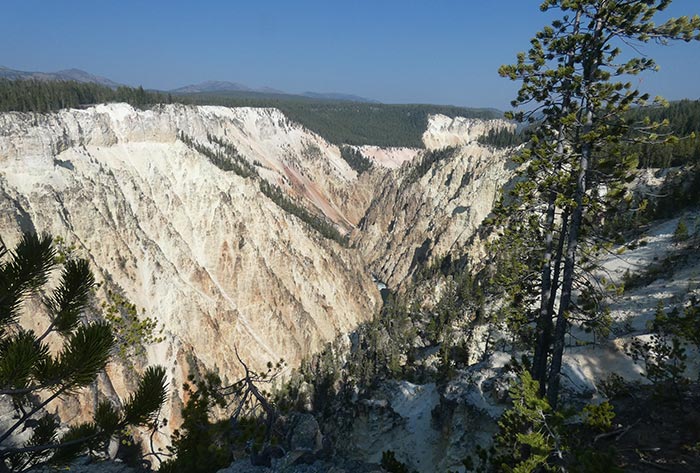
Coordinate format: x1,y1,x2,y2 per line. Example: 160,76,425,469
0,233,167,472
673,217,689,241
498,0,700,407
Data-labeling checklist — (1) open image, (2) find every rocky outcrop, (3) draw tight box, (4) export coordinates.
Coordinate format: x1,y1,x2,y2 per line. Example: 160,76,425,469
0,103,521,460
357,145,421,169
422,114,514,151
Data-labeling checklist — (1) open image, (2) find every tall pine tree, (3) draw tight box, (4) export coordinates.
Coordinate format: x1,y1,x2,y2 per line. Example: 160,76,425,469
498,0,700,407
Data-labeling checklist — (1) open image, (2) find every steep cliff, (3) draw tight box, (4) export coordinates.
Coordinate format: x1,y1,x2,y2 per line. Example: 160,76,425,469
356,115,516,288
0,103,517,458
0,103,382,436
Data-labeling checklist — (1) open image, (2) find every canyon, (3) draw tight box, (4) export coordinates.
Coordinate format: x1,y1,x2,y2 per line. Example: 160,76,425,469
0,103,514,444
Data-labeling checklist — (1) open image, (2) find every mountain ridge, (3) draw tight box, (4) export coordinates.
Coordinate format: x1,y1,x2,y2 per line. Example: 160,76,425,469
0,65,380,104
0,65,122,88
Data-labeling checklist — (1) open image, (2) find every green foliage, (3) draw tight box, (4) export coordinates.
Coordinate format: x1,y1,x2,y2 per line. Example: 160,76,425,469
160,374,233,473
625,100,700,168
598,373,629,400
49,235,163,369
621,252,687,292
381,450,411,473
492,372,564,473
178,95,501,148
604,164,700,237
570,449,623,473
258,179,347,244
627,300,694,399
674,218,690,242
123,366,168,425
474,373,624,471
0,232,167,472
1,78,502,148
179,132,258,179
178,131,346,244
347,293,419,386
103,289,164,368
484,216,542,348
0,79,170,112
582,402,615,432
497,0,700,409
162,356,285,472
477,127,524,149
339,145,372,174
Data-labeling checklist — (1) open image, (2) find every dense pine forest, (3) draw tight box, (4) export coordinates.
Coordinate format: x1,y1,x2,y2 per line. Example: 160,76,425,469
0,79,499,148
626,100,700,168
177,93,502,148
2,78,699,158
0,79,172,112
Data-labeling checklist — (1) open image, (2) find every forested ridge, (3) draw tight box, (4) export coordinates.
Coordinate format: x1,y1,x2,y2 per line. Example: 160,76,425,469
0,79,498,148
0,79,171,112
177,93,502,148
626,99,700,167
2,78,699,157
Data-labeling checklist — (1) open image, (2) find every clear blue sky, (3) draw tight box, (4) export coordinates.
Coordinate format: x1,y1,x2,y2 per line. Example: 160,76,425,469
1,0,699,109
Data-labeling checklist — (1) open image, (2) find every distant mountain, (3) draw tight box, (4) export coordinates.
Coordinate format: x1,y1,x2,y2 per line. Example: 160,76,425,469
0,66,122,88
170,80,253,94
54,68,123,88
257,86,287,94
302,92,379,103
171,80,377,103
0,66,379,104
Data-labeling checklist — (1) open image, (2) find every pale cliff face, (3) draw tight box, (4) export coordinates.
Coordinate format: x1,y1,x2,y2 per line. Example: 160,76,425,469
0,103,515,451
422,114,515,150
356,140,515,288
0,103,382,438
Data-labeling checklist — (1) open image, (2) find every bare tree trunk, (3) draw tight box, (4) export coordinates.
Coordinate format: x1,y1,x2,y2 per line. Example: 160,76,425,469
534,206,570,395
546,155,587,409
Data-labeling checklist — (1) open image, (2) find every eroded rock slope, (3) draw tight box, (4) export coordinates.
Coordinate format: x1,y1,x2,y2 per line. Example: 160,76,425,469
0,103,382,432
0,103,517,452
356,115,516,287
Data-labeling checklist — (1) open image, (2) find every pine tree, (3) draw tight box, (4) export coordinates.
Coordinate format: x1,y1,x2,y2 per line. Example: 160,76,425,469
0,233,167,472
673,217,689,241
498,0,700,407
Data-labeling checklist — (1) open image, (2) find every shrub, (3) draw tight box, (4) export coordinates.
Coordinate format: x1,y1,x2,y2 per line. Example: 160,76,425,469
381,450,411,473
583,402,615,432
673,218,689,242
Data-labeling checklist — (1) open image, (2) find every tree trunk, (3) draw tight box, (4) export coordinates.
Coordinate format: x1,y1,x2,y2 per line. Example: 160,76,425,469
546,155,587,409
545,4,604,408
532,192,557,393
531,10,581,395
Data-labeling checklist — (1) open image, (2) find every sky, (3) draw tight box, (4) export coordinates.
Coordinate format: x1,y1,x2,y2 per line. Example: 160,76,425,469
1,0,699,109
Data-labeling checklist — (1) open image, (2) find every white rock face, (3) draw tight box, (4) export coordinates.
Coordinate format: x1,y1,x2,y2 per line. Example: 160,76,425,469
0,103,524,459
0,103,381,439
357,143,516,288
356,145,421,169
422,114,515,150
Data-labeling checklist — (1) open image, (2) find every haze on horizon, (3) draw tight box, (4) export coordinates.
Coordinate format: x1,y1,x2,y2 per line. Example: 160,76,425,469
1,0,699,109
